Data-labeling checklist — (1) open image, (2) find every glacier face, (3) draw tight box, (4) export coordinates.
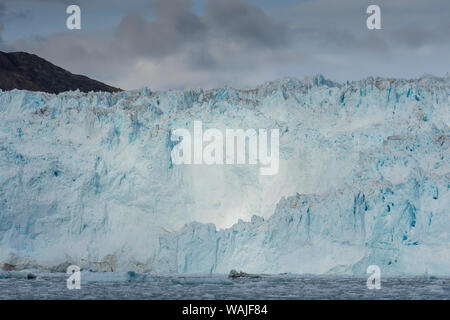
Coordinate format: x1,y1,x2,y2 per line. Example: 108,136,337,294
0,75,449,274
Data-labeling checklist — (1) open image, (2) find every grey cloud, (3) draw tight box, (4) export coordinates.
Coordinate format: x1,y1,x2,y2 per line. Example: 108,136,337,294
0,1,31,50
4,0,450,90
184,44,219,70
115,0,206,58
204,0,289,48
0,4,9,51
114,0,289,59
287,0,450,52
379,0,450,49
0,4,5,25
393,27,440,49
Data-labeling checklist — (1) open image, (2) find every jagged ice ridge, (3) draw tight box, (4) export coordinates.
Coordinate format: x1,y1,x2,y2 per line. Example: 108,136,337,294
0,75,449,275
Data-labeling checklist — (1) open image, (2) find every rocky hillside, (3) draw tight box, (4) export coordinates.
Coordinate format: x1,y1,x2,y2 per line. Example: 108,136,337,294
0,51,121,94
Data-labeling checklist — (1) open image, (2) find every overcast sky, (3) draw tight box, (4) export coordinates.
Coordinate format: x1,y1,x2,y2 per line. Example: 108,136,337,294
1,0,449,90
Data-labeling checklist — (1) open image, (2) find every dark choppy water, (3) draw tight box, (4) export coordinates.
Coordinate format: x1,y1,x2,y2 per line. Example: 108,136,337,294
0,272,448,300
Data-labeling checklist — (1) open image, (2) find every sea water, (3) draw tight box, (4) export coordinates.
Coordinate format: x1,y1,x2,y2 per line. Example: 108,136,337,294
0,273,448,299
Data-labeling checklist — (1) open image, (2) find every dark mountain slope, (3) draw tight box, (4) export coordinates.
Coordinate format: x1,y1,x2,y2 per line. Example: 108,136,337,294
0,51,121,94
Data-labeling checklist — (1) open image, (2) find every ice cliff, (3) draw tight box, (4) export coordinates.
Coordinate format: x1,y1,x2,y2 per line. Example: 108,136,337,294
0,75,449,275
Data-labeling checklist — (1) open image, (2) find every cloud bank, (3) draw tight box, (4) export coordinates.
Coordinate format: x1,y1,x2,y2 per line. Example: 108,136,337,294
2,0,450,90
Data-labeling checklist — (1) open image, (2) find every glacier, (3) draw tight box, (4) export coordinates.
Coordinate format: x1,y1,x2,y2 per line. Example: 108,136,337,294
0,75,449,275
